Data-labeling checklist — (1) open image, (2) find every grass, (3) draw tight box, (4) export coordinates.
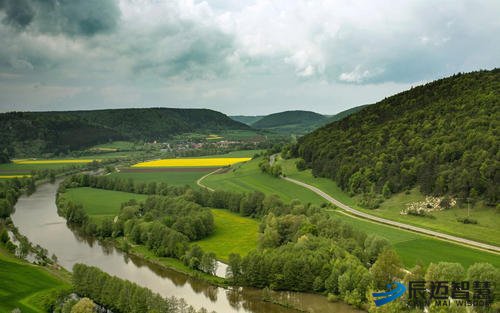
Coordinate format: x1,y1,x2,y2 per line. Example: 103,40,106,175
329,210,500,269
110,171,210,188
203,157,326,205
63,187,148,219
194,209,259,262
195,149,263,158
90,141,136,151
279,158,500,246
0,247,70,313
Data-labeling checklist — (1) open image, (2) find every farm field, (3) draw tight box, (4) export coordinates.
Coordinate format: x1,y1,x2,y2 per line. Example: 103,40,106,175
110,170,211,188
62,187,148,220
132,157,252,168
89,141,136,151
195,149,262,158
203,157,326,205
0,162,87,172
279,158,500,246
0,248,70,313
194,209,259,262
329,210,500,269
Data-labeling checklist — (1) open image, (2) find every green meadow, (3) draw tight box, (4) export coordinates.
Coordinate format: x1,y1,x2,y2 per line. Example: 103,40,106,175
279,158,500,246
110,171,210,188
63,187,148,220
0,248,70,313
203,157,325,204
194,209,259,262
329,210,500,269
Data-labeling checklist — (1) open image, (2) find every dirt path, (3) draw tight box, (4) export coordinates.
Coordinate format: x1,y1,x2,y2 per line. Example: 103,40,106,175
196,168,222,191
282,176,500,253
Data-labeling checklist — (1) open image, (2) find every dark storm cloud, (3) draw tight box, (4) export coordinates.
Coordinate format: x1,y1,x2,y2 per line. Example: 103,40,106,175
0,0,120,36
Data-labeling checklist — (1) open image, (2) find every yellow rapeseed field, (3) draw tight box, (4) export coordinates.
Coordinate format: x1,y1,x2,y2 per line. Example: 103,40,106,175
13,159,99,164
0,175,32,179
132,157,251,167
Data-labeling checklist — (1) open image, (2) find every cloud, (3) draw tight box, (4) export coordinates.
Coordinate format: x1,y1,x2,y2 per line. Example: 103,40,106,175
0,0,499,114
0,0,120,36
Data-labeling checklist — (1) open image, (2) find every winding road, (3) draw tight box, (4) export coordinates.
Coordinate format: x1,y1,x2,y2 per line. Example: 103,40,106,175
282,176,500,253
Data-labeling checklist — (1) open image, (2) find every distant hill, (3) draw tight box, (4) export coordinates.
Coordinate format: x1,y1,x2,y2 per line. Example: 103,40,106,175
293,69,499,204
0,108,250,156
230,115,264,125
252,110,325,129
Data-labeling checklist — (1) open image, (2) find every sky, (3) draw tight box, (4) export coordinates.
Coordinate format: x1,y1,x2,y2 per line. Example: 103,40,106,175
0,0,498,115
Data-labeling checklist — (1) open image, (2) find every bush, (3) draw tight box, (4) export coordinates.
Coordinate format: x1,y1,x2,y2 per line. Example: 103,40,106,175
457,217,478,224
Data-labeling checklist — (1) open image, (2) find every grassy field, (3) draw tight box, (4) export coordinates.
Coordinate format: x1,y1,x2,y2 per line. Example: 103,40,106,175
63,187,148,220
195,149,263,158
0,162,86,171
194,209,259,262
110,171,210,188
90,141,136,151
329,210,500,269
279,158,500,246
203,157,326,205
0,248,70,313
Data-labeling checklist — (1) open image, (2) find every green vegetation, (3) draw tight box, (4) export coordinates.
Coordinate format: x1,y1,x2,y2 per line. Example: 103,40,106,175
195,209,259,262
292,69,499,205
195,149,263,158
0,248,70,313
89,141,136,151
203,157,325,204
110,171,209,188
329,211,500,268
72,264,209,313
251,110,327,134
280,157,500,246
62,187,148,219
0,108,250,157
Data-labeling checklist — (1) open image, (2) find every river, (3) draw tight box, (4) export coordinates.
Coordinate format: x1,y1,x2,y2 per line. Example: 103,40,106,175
11,181,363,313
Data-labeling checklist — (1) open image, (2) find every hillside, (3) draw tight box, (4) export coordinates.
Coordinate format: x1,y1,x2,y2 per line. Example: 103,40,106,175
230,115,263,125
324,105,368,124
293,69,499,204
252,110,325,129
0,108,250,156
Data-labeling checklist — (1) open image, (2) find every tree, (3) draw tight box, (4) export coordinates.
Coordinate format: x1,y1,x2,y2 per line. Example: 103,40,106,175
70,298,95,313
201,252,217,275
370,248,403,290
227,253,242,283
467,262,499,288
364,235,390,264
425,262,465,288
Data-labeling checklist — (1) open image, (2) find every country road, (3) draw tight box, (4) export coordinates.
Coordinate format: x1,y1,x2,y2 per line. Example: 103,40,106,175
282,176,500,253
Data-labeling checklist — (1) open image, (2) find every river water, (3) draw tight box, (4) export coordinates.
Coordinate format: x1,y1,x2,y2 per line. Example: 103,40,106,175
11,181,363,313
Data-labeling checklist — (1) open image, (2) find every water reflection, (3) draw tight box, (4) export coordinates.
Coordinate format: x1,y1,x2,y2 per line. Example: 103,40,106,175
11,181,363,313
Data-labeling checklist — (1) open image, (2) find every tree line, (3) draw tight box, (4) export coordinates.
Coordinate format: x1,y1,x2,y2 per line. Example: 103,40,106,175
72,263,215,313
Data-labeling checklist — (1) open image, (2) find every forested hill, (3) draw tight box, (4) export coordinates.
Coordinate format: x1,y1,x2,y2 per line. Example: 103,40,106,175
292,69,499,204
0,108,250,156
230,115,264,125
252,110,326,129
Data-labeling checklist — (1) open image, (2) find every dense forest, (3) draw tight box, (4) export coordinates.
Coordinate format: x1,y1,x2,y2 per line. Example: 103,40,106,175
292,69,499,205
0,108,250,157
